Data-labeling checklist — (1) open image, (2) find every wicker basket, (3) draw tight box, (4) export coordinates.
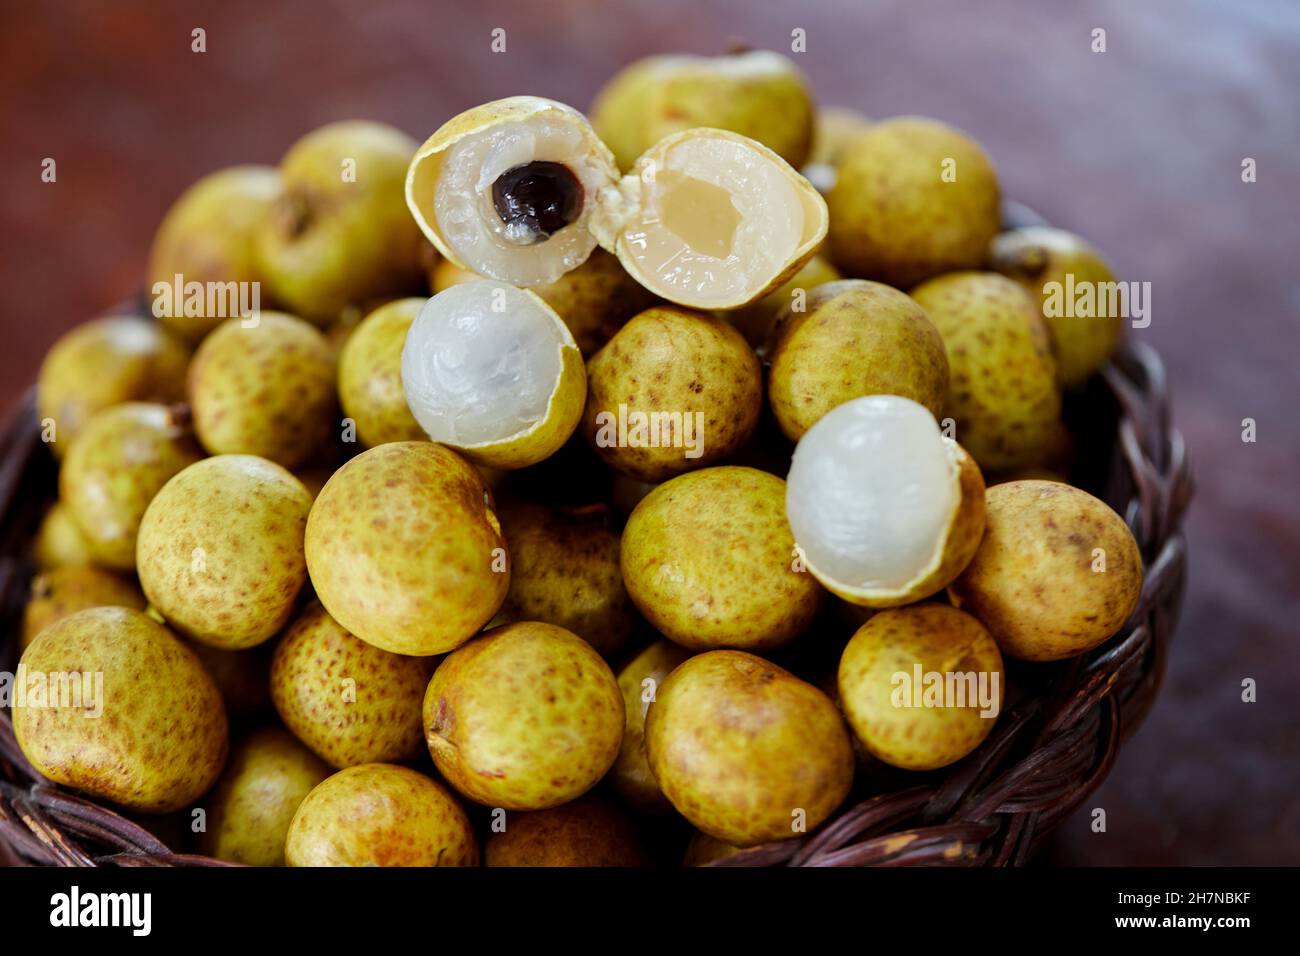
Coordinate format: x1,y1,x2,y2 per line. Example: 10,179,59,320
0,334,1191,867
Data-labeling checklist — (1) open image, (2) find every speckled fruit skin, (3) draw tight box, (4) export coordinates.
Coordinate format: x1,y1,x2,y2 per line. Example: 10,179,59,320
271,601,435,768
611,640,691,814
22,566,146,651
200,727,331,866
285,763,478,867
827,117,1000,288
32,502,96,569
911,272,1062,471
188,313,337,469
485,795,648,867
257,121,427,323
59,402,203,570
582,306,762,482
950,480,1143,661
989,226,1125,388
591,50,815,172
13,607,228,814
645,650,854,846
305,442,508,656
837,604,1005,770
147,165,282,342
337,297,427,447
423,622,624,810
136,455,312,649
623,467,825,650
767,279,949,440
36,316,189,460
496,502,634,660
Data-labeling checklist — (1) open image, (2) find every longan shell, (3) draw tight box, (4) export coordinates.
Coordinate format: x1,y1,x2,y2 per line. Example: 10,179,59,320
949,480,1143,661
136,455,312,649
59,402,203,570
188,313,338,469
582,306,762,482
827,117,1001,287
422,622,624,810
13,607,228,814
484,795,648,867
200,727,331,866
270,602,435,768
837,604,1005,770
32,502,96,570
304,442,508,656
645,650,854,847
285,764,478,867
911,271,1062,471
337,297,427,447
767,279,949,440
36,316,190,460
622,466,825,650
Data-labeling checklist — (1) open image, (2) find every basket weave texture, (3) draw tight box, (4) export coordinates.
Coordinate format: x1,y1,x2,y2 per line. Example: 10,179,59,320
0,341,1192,867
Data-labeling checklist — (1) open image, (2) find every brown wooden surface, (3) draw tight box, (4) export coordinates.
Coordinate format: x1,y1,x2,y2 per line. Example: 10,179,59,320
1,0,1297,865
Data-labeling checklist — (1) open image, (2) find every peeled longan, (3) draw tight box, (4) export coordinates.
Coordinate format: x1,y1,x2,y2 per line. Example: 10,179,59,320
949,480,1143,661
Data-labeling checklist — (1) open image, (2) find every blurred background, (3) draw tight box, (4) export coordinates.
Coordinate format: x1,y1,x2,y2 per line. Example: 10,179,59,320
1,0,1297,865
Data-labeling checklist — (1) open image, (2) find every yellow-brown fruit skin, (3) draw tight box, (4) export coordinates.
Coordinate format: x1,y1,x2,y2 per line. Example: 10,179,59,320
768,279,950,441
622,467,825,650
645,650,854,847
59,402,204,571
949,480,1144,662
22,566,146,651
683,830,748,866
270,601,434,769
147,165,282,342
496,502,634,660
258,121,427,322
336,297,427,447
200,727,331,866
988,226,1125,388
186,640,275,720
32,502,96,570
911,272,1062,471
188,313,338,470
136,455,312,649
485,795,648,867
285,763,478,867
591,51,815,172
423,622,624,811
304,442,508,656
827,117,1001,288
837,604,1005,771
37,316,190,460
14,607,228,814
611,640,692,814
582,306,762,482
